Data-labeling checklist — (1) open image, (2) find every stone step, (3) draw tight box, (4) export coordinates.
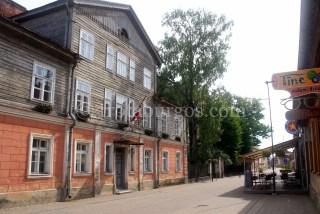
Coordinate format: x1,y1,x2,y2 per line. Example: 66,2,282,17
115,190,132,195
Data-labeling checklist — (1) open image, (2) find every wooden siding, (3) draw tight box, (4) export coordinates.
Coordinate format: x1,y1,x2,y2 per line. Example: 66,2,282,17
0,32,70,115
71,6,157,129
18,8,68,48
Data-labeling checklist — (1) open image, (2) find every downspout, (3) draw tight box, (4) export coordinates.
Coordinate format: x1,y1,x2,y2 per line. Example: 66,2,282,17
65,0,77,200
65,61,78,200
156,137,161,188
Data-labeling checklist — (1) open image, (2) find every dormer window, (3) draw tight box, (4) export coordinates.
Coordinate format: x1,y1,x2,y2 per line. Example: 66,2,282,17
119,28,129,40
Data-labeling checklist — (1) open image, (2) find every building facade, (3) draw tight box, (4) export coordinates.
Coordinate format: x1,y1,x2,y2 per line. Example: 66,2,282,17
0,0,188,207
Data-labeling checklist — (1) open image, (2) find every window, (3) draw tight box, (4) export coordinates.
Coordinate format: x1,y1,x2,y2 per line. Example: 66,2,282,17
79,29,95,60
106,45,114,71
75,80,91,113
31,62,55,103
176,152,181,172
116,94,128,122
174,117,182,136
130,146,135,172
144,149,152,172
29,134,53,176
104,89,113,118
143,105,152,129
75,141,92,173
162,151,169,172
129,60,135,81
105,144,113,173
128,99,134,121
143,68,152,90
117,52,128,78
161,113,167,133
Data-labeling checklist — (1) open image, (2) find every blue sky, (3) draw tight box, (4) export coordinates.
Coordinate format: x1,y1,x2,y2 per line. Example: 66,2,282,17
16,0,301,148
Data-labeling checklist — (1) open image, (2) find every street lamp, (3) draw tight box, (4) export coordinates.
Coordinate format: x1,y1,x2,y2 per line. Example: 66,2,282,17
265,80,276,194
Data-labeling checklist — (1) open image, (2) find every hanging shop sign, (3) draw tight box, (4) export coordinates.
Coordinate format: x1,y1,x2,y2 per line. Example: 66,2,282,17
272,68,320,97
285,120,299,135
285,109,320,120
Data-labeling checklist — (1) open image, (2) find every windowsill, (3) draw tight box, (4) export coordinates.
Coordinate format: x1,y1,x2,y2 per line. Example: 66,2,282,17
175,170,182,173
104,172,113,176
144,171,153,174
129,171,135,175
31,98,54,106
27,174,52,179
161,171,169,174
79,55,94,63
74,172,92,177
115,73,128,80
105,68,114,73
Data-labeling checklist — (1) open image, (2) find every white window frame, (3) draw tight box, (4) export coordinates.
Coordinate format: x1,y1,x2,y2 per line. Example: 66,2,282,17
31,61,56,104
74,140,92,174
128,98,135,121
129,146,136,172
75,79,91,113
104,143,113,174
143,68,152,90
143,104,152,129
115,94,128,122
144,149,153,173
117,52,128,78
106,45,114,71
176,151,182,172
161,112,167,134
129,59,135,81
162,150,169,173
28,133,54,178
79,29,95,61
174,116,182,136
104,89,113,118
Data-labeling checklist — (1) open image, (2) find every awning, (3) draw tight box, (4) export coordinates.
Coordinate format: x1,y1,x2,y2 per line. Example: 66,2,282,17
239,138,300,160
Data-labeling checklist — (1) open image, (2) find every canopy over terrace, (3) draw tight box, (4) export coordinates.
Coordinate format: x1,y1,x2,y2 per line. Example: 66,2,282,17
240,138,300,162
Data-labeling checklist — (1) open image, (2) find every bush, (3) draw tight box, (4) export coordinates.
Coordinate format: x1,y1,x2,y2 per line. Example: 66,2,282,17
117,122,129,130
175,136,181,141
33,103,52,114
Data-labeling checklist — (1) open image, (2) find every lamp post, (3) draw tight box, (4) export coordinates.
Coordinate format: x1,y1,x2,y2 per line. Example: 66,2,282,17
265,81,276,194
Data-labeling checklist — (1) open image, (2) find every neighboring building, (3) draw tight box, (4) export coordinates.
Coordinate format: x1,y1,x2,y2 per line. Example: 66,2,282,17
3,0,188,205
298,0,320,210
0,16,76,207
0,0,26,17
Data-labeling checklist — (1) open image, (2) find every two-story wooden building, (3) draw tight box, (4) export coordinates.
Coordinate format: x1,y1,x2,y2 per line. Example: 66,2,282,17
0,14,77,207
0,0,188,205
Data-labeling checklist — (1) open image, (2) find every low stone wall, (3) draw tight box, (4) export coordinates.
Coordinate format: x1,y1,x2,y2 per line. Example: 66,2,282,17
310,173,320,211
0,189,60,209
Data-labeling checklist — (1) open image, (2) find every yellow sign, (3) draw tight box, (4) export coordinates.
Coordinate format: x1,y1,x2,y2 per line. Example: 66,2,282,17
272,68,320,97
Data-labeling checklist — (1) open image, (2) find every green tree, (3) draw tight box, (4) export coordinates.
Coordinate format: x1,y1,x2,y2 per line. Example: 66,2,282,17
158,9,233,174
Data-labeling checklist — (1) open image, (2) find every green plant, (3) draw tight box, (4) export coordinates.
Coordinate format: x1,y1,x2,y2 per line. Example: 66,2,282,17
76,111,90,122
175,136,181,142
275,150,285,157
33,103,52,114
117,122,129,130
161,133,169,139
144,129,153,136
262,150,271,158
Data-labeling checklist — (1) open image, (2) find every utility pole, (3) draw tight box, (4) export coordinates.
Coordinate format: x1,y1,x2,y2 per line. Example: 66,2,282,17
265,81,276,194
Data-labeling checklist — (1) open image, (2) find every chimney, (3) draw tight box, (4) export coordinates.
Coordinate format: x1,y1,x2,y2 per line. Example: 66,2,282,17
0,0,26,17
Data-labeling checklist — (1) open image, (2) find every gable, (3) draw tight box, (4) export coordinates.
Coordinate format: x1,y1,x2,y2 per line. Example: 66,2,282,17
76,5,160,66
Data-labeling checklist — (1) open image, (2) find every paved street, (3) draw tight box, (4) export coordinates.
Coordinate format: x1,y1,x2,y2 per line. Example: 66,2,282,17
0,176,317,214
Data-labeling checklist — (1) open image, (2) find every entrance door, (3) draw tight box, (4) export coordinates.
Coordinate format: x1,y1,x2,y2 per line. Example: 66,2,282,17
115,148,126,190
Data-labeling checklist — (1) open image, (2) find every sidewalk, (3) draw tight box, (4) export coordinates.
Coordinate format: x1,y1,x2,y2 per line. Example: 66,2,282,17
0,176,317,214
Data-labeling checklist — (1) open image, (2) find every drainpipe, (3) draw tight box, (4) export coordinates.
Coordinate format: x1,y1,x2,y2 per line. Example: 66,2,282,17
65,61,78,200
156,137,161,188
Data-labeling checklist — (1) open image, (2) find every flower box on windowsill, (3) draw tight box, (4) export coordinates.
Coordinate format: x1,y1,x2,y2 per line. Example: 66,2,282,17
175,136,181,142
144,129,153,136
76,111,90,122
117,122,129,130
32,103,53,114
161,133,169,139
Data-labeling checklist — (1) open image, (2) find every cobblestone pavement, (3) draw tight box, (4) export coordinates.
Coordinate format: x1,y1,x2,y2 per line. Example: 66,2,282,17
1,176,318,214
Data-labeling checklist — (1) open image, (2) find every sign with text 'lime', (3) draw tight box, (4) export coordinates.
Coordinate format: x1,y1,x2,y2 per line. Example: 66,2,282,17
272,68,320,97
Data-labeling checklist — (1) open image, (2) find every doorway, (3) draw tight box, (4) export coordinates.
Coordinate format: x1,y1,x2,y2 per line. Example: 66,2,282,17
115,147,126,190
